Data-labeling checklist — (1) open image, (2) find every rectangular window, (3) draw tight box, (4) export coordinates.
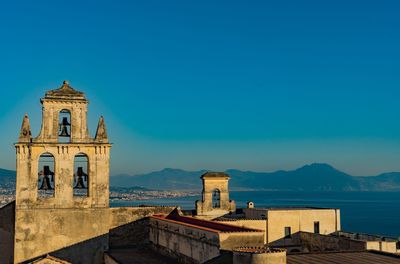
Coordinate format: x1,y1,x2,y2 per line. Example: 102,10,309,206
284,226,291,238
314,221,320,234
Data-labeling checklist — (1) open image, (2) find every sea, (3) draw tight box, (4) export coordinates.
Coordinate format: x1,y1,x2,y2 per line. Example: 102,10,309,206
111,191,400,239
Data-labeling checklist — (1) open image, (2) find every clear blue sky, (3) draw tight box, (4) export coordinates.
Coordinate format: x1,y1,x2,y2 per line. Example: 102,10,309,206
0,0,399,176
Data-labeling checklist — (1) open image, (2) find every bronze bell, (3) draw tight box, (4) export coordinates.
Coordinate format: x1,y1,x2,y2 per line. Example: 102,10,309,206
74,167,88,189
39,165,54,190
59,117,70,137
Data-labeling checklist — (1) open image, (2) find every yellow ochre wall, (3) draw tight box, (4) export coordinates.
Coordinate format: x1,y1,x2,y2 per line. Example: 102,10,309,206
266,209,341,244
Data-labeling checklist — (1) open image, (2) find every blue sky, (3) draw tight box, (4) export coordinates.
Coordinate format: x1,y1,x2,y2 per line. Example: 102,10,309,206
0,0,399,175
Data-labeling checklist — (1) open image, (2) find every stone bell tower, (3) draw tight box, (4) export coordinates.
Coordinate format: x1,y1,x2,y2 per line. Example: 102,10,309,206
196,172,236,218
14,81,111,263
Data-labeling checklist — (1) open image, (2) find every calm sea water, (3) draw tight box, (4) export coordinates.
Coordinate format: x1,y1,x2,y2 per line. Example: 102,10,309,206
111,191,400,238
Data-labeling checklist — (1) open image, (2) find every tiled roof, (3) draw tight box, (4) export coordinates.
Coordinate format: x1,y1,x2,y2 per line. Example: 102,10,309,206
151,209,263,233
287,251,400,264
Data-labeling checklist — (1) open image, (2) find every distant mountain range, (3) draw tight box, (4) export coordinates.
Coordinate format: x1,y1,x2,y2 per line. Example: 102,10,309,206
109,163,400,191
2,164,400,191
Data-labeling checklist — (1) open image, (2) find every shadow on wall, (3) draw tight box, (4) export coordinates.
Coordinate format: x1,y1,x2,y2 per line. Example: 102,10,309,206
22,234,109,264
0,201,15,264
109,217,151,248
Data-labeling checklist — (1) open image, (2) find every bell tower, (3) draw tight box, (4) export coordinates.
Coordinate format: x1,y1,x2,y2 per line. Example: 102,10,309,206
14,81,111,263
195,172,236,218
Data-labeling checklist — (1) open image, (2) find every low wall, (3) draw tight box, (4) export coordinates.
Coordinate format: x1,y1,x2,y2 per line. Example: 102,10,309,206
149,217,220,263
293,232,365,253
296,232,398,254
219,232,265,250
335,231,399,253
216,219,267,244
233,247,286,264
366,241,398,253
109,206,176,248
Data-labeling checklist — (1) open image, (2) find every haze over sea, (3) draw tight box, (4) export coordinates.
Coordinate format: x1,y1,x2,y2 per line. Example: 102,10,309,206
111,190,400,239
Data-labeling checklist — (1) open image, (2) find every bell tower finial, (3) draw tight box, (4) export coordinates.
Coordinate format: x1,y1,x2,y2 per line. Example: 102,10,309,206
18,114,32,143
95,116,108,143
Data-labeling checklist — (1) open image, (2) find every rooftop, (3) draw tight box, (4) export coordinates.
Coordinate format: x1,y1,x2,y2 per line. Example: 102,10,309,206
151,209,262,233
200,171,230,179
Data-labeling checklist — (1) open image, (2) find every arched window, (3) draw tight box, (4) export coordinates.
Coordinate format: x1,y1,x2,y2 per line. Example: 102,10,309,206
73,153,89,197
38,153,55,198
212,189,221,208
58,109,71,143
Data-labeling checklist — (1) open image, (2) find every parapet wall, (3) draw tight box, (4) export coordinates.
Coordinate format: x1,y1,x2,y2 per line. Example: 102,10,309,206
297,231,365,252
109,206,176,248
216,219,267,244
219,232,265,251
149,216,220,263
233,247,287,264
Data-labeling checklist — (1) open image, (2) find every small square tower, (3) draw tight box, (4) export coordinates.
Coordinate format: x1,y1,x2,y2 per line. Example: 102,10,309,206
196,172,236,218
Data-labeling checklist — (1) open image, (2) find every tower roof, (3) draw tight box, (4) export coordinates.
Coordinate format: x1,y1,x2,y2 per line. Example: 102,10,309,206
200,172,230,179
44,81,86,100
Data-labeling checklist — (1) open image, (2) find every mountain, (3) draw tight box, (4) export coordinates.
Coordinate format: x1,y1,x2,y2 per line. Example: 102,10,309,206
111,168,208,190
225,163,360,191
2,164,400,191
110,163,400,191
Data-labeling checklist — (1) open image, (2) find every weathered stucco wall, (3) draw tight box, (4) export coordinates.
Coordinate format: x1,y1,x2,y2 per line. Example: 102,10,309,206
366,241,398,253
149,217,221,263
233,249,286,264
14,208,110,263
0,202,15,264
219,232,265,250
241,208,341,247
266,209,340,246
295,231,365,253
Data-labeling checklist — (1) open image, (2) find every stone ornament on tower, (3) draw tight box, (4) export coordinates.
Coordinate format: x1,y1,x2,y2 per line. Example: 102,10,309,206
95,116,108,143
18,114,32,143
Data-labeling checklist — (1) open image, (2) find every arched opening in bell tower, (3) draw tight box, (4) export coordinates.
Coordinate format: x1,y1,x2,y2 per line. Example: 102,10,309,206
38,153,55,198
73,153,89,197
212,189,221,208
58,109,71,143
